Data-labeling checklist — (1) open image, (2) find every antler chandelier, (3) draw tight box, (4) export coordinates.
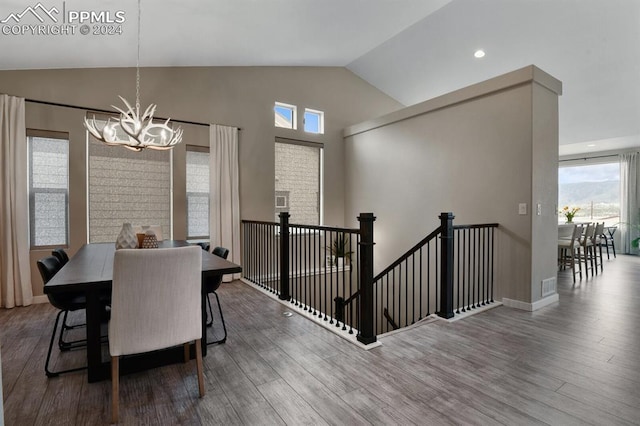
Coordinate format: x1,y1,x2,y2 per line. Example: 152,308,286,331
83,0,182,151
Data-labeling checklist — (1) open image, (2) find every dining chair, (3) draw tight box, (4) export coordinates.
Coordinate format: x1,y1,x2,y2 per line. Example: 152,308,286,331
51,248,69,266
109,246,205,423
38,256,88,377
205,246,229,345
197,242,211,252
558,224,583,283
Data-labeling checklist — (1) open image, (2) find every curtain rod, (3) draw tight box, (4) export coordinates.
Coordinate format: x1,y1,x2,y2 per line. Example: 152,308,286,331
24,98,241,130
559,154,619,163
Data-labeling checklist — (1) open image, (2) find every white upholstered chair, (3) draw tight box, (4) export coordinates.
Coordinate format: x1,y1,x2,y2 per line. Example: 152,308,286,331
109,246,205,423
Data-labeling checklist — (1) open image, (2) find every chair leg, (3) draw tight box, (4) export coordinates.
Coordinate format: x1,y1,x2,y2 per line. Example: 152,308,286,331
58,310,88,350
46,310,88,378
45,310,64,377
598,244,604,272
207,292,227,345
571,248,580,283
183,343,190,363
612,239,616,258
112,356,120,424
195,339,205,397
206,294,214,327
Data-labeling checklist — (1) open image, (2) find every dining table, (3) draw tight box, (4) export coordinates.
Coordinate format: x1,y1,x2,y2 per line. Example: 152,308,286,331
43,241,242,383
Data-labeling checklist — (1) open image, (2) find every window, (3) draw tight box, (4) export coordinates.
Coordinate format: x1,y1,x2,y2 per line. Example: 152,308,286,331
186,147,210,239
87,116,171,243
275,139,322,225
274,102,297,129
28,132,69,247
558,161,620,226
304,108,324,134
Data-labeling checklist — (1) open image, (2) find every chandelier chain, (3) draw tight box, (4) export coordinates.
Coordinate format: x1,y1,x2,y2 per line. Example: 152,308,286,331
135,0,141,114
82,0,183,151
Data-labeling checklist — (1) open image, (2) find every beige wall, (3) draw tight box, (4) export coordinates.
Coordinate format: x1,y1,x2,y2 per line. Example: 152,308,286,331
343,66,561,306
0,66,401,297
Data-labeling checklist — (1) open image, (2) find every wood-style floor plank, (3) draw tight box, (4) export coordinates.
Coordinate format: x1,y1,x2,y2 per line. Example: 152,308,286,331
2,254,640,424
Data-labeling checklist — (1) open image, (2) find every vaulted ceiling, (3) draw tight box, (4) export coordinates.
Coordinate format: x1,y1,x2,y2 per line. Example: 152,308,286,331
1,0,638,155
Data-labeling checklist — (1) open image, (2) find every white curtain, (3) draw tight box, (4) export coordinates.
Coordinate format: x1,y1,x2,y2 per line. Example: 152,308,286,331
209,124,241,280
620,152,640,254
0,94,33,308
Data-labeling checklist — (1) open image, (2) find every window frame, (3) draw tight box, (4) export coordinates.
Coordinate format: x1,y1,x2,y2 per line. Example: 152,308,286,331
274,102,297,130
185,145,210,240
27,129,70,249
558,157,620,225
303,108,324,134
85,113,173,243
274,137,324,225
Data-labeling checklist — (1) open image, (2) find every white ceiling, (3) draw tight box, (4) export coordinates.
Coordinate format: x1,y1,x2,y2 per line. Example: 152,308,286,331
1,0,638,155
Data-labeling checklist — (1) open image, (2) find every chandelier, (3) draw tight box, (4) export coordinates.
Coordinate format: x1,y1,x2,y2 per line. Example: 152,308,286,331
83,0,182,151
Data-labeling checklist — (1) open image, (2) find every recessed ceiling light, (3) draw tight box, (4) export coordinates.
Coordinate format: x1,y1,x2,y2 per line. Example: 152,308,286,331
587,144,596,147
474,50,485,58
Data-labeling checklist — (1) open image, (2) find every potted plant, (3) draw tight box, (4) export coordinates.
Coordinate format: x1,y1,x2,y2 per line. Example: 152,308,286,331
330,233,353,268
560,206,580,223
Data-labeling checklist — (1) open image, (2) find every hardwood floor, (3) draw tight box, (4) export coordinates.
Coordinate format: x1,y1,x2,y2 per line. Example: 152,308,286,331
2,254,640,425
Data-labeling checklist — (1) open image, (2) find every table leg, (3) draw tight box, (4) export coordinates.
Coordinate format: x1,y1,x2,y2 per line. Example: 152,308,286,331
86,289,103,383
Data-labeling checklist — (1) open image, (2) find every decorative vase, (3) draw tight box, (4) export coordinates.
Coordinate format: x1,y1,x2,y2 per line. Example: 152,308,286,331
141,230,159,249
326,255,335,268
115,223,138,249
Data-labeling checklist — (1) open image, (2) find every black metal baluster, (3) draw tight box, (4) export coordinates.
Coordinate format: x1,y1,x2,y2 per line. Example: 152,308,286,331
419,247,423,320
427,241,431,316
411,253,415,324
312,228,316,314
490,227,495,303
482,227,486,305
456,229,461,314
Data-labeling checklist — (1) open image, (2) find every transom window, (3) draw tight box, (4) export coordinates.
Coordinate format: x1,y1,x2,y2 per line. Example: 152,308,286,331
304,108,324,134
274,102,297,129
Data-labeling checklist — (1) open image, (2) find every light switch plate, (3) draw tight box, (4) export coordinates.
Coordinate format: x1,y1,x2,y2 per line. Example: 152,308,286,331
518,203,527,215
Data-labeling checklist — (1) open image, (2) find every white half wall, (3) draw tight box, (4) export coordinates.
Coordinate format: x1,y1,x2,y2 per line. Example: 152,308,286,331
343,65,562,306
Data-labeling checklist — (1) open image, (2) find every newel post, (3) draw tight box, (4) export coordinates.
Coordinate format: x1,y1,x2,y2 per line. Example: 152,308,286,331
357,213,376,345
279,212,291,301
438,212,455,319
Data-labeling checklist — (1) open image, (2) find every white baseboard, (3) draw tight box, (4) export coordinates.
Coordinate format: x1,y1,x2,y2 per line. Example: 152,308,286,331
502,293,559,311
32,295,49,304
239,278,381,350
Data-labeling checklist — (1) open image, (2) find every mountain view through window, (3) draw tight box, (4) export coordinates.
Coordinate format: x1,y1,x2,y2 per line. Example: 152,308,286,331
558,162,620,225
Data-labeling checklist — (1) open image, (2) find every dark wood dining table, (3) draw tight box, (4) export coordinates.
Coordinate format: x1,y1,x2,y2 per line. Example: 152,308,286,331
43,241,242,382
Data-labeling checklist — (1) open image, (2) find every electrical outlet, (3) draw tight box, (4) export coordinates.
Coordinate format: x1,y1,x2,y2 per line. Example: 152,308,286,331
537,203,542,216
518,203,527,215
